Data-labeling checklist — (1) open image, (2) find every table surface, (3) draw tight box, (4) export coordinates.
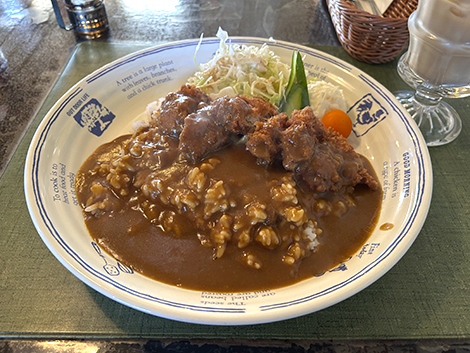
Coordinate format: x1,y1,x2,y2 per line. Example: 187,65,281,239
2,1,470,352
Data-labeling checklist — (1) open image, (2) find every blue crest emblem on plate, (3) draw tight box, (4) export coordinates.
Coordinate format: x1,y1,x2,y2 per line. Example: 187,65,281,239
349,93,388,137
73,98,115,136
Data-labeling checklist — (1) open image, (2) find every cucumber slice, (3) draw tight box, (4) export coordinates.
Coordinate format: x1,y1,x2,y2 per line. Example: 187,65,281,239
280,51,310,116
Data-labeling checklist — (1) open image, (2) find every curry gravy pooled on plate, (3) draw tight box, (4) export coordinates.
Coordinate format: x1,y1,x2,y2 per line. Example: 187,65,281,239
75,84,382,292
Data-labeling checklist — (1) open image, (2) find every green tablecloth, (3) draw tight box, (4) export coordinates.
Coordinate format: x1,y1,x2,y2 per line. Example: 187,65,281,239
1,42,470,340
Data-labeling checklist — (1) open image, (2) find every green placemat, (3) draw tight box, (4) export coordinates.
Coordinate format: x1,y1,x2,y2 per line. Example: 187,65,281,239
1,42,470,340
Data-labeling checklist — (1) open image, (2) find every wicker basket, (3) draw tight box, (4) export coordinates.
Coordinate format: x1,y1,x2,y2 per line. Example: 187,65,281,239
326,0,418,64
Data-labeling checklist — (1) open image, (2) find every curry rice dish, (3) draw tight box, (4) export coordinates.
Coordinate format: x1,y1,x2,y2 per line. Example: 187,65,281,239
75,84,382,292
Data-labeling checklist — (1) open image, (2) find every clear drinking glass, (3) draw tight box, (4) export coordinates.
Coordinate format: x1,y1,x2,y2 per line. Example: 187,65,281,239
0,49,7,73
395,0,470,146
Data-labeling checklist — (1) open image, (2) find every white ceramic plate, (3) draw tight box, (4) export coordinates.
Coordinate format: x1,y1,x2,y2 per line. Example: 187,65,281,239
24,37,432,325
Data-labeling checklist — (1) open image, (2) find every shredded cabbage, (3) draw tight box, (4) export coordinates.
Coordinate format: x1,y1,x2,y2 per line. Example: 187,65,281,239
187,28,348,116
187,27,290,108
307,80,347,119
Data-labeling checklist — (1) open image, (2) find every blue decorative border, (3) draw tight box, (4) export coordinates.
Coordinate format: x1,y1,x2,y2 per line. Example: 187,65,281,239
29,38,428,319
